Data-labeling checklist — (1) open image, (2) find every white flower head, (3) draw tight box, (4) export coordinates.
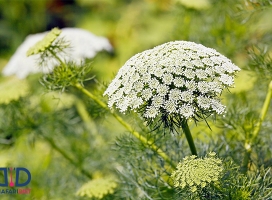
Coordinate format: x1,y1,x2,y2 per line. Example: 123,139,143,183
2,28,113,79
104,41,240,128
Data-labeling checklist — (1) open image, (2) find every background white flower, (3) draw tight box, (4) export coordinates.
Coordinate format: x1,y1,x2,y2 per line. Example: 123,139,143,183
104,41,240,124
2,28,113,79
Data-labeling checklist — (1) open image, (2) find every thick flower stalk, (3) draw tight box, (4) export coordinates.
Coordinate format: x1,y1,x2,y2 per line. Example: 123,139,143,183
104,41,240,155
242,80,272,173
171,152,223,193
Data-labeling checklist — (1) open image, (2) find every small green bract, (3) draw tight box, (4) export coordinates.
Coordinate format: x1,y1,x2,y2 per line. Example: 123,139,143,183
40,61,93,92
27,27,61,56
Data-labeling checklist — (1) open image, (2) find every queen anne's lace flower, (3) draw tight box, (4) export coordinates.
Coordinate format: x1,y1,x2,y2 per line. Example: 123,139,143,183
2,28,113,79
171,152,223,193
104,41,240,125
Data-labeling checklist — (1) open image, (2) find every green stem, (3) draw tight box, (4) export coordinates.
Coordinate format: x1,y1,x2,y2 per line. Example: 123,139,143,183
181,121,197,156
74,83,176,169
43,135,92,179
251,80,272,141
242,80,272,173
75,98,104,144
49,49,66,67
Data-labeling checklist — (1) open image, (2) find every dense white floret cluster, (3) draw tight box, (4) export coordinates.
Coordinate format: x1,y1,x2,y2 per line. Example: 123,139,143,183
104,41,240,122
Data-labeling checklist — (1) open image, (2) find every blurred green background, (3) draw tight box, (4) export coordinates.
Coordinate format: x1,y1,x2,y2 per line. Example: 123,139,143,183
0,0,271,199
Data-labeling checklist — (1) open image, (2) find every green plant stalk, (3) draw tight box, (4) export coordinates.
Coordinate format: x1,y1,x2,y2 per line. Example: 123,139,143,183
74,83,176,169
49,49,66,67
242,80,272,173
181,121,197,156
251,80,272,140
75,98,105,144
42,135,92,179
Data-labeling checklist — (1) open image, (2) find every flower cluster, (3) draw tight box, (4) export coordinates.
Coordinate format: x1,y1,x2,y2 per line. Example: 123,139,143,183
76,176,117,199
171,152,223,193
26,27,61,56
2,28,113,79
104,41,240,126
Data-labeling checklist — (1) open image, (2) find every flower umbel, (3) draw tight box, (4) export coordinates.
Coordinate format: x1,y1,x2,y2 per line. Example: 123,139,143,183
104,41,240,128
76,176,117,199
171,152,223,193
2,27,113,79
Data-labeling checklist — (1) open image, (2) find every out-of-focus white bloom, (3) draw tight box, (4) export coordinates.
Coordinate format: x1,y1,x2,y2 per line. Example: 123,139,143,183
104,41,240,121
2,28,113,79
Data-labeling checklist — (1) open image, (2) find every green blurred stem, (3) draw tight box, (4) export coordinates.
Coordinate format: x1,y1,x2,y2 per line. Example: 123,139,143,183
75,98,97,131
43,135,92,179
251,80,272,140
181,121,197,156
242,80,272,173
48,49,66,67
75,98,105,144
74,83,176,169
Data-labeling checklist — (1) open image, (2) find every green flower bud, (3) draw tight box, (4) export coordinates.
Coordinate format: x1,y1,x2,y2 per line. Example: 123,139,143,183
27,28,61,56
171,152,223,193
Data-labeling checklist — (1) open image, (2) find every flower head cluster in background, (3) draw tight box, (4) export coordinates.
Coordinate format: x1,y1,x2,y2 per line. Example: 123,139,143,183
76,176,117,199
104,41,240,127
2,28,113,79
171,152,223,193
